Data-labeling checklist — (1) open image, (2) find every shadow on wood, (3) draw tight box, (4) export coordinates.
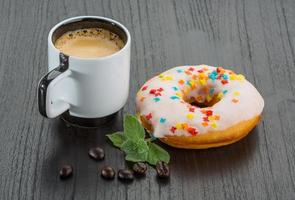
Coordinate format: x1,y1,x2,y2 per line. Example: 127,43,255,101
164,126,258,178
39,111,124,193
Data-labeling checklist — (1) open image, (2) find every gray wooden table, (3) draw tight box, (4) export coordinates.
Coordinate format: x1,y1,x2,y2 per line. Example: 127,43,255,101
1,0,295,199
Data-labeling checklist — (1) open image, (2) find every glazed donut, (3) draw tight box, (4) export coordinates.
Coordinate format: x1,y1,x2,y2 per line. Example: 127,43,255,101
136,65,264,149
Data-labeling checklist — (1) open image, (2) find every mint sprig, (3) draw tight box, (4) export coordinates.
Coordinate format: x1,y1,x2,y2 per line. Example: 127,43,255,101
106,114,170,165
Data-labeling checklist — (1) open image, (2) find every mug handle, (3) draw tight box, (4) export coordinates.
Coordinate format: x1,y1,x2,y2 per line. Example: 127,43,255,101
38,53,71,118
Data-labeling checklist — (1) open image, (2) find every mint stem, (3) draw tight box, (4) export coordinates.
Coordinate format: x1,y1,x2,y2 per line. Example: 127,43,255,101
145,136,157,142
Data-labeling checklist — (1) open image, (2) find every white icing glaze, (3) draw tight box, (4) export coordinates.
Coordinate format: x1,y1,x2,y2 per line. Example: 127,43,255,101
136,65,264,138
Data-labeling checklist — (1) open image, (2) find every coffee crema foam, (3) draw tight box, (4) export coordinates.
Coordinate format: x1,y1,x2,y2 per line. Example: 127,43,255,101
54,28,124,58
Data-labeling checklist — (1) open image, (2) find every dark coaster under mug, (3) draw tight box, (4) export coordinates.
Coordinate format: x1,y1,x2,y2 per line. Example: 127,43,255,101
61,111,118,128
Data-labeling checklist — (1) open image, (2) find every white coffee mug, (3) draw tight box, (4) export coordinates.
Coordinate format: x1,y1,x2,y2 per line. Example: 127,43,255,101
38,16,131,120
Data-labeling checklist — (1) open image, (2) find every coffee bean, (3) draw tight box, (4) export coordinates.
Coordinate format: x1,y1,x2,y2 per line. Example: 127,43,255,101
156,161,170,178
118,169,134,181
88,147,105,161
101,166,116,179
59,165,73,179
132,162,147,175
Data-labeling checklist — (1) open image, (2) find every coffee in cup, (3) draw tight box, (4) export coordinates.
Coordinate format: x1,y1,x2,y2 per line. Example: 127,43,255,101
54,28,124,58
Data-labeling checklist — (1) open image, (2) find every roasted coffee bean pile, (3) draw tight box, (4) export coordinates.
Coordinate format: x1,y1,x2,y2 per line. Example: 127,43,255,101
59,146,170,182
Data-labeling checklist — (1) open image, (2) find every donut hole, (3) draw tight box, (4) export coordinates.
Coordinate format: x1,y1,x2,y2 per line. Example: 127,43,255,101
182,86,222,108
185,94,221,108
190,101,207,108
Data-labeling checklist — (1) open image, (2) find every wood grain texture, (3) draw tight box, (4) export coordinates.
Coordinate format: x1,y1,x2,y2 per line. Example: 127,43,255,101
0,0,295,199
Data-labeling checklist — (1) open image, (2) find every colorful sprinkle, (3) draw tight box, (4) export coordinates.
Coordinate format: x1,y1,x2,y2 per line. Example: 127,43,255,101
170,96,180,100
178,79,185,85
237,74,245,80
140,96,145,102
185,70,192,75
202,122,209,127
189,80,196,87
175,123,182,129
188,67,194,71
229,75,235,80
160,118,166,123
208,116,215,121
175,92,182,97
209,88,215,95
161,76,173,81
217,67,222,73
186,113,194,120
222,74,228,80
199,79,206,86
176,69,183,73
221,80,228,85
233,91,240,96
146,113,152,120
182,123,188,129
142,86,148,91
166,76,173,81
199,73,206,79
209,71,218,81
206,95,212,102
206,110,213,116
217,92,224,99
153,97,160,102
189,107,195,112
149,89,156,94
187,127,198,135
183,87,190,95
150,88,164,97
172,86,178,91
157,87,164,92
170,126,176,133
232,98,239,103
230,74,245,81
209,74,216,81
192,75,198,80
211,123,217,128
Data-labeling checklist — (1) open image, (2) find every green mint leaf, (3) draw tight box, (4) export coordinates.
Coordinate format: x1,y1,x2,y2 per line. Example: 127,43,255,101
121,139,149,162
136,139,149,154
106,132,126,148
146,142,170,165
106,114,170,166
121,139,149,154
125,152,148,162
124,115,145,139
121,139,138,153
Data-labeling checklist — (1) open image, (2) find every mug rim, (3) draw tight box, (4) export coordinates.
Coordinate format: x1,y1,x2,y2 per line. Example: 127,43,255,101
48,16,131,60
